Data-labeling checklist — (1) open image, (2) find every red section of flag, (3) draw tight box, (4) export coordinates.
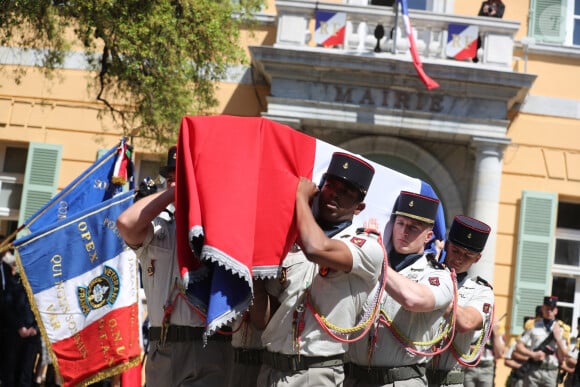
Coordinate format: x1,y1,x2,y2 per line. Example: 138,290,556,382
323,26,346,47
121,363,142,386
51,304,141,387
175,115,317,281
453,39,478,60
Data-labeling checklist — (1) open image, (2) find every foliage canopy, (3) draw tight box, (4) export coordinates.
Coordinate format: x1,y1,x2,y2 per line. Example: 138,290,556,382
0,0,263,147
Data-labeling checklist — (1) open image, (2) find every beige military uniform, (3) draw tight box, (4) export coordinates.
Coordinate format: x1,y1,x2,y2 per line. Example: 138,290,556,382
258,225,384,387
428,276,494,387
137,207,232,387
346,254,454,386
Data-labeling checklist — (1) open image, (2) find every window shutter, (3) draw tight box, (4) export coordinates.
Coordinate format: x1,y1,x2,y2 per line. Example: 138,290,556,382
18,143,62,226
96,148,107,161
529,0,566,44
510,190,557,335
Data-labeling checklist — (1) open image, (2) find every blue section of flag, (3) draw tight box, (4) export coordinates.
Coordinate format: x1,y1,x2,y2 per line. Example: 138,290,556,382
24,141,133,235
14,191,135,294
447,24,469,44
420,181,446,256
206,267,251,334
315,10,335,30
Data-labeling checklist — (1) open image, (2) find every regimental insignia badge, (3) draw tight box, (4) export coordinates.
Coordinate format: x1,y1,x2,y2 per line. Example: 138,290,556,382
429,277,440,286
319,266,330,277
342,162,349,170
409,200,414,208
147,260,155,276
483,303,491,313
77,266,121,317
467,232,472,239
350,236,366,247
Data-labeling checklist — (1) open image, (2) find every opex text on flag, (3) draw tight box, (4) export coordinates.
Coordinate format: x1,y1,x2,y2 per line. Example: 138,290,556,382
13,191,141,387
398,0,439,90
446,24,479,60
22,138,134,235
315,11,347,47
175,115,446,336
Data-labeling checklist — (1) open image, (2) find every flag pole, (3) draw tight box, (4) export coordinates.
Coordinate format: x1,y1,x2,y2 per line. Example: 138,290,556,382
392,0,399,54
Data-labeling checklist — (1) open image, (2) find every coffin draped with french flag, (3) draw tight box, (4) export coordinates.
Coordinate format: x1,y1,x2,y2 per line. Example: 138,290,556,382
13,140,141,387
176,115,446,335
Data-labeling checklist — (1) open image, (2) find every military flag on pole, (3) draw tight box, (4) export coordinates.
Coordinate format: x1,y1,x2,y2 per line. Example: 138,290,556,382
12,139,140,387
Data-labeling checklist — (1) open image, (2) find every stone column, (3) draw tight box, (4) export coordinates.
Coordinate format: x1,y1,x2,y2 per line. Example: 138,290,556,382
467,136,510,284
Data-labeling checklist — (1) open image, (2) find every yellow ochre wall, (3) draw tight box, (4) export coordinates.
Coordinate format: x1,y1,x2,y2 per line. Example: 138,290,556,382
1,2,579,385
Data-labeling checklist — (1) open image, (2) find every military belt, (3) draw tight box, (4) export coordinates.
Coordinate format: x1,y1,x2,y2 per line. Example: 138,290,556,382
539,364,559,370
347,363,426,384
426,369,465,385
262,351,344,372
149,325,231,342
233,348,263,366
477,360,494,368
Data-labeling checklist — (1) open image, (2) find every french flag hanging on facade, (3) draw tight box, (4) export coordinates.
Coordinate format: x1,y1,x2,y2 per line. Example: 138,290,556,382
175,115,446,336
398,0,439,90
315,10,347,47
446,24,479,60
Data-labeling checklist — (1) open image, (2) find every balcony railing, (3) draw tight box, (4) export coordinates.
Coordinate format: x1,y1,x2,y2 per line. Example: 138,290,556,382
274,0,520,68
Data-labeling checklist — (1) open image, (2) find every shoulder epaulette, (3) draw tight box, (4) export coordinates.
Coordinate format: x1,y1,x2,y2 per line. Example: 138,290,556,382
356,227,380,236
427,254,447,270
476,276,493,289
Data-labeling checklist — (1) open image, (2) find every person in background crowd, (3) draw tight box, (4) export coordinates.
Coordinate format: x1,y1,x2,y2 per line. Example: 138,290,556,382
252,152,384,387
117,145,233,386
346,191,454,386
473,0,505,62
515,296,569,387
478,0,505,18
0,239,43,387
561,318,579,387
504,316,535,387
0,238,19,386
426,215,495,387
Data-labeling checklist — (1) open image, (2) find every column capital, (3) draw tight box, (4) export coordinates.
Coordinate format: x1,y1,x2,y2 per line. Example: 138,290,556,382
470,136,511,158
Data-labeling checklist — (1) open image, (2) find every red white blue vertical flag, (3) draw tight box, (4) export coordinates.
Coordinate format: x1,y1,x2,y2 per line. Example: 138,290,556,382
398,0,439,90
446,24,479,60
315,11,347,47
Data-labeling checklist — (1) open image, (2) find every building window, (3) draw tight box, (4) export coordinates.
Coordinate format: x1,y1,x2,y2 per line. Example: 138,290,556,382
552,201,580,333
529,0,580,46
0,144,27,219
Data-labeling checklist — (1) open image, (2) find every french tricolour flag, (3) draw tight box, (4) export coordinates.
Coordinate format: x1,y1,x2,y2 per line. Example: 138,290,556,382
315,11,347,47
398,0,439,90
175,115,446,336
446,24,479,60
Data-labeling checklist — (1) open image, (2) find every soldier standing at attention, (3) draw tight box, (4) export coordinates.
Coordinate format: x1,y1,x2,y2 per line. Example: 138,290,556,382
346,191,455,386
515,295,569,387
427,215,496,387
252,152,384,387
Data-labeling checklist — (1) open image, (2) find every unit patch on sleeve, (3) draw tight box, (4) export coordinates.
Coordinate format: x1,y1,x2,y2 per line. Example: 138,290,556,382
483,303,491,313
350,236,366,247
428,277,440,286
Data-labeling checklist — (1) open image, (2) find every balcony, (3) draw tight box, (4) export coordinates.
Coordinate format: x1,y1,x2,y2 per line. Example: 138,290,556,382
274,0,520,68
250,0,536,143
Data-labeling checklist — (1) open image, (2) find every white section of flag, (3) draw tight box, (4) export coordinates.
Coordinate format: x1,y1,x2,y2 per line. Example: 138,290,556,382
34,249,138,343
